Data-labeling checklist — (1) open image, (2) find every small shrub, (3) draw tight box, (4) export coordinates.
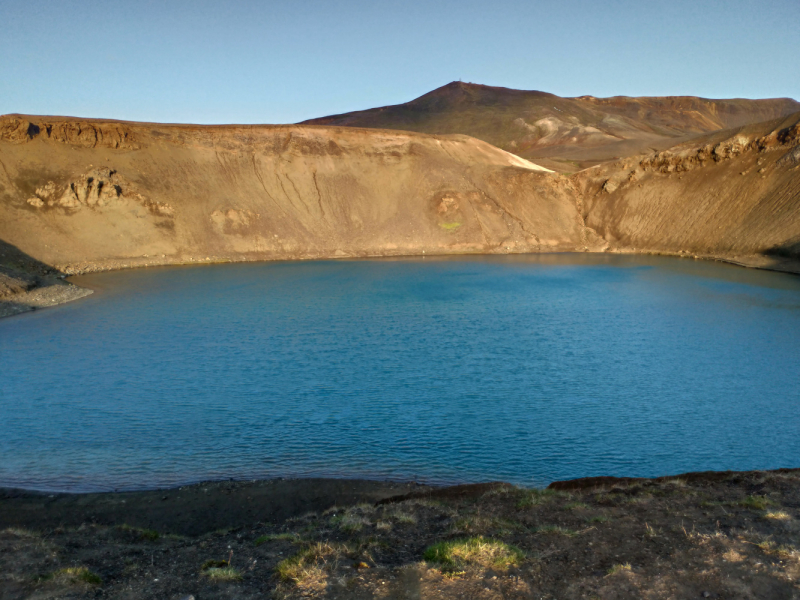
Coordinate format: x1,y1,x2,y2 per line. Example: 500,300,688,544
423,537,524,571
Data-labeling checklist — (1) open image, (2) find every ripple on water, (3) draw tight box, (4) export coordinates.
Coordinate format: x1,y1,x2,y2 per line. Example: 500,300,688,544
1,254,799,492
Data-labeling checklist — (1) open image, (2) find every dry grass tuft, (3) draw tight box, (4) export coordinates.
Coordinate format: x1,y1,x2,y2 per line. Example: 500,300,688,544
203,566,242,581
763,511,791,521
423,537,524,571
755,540,798,559
384,506,418,524
275,542,344,587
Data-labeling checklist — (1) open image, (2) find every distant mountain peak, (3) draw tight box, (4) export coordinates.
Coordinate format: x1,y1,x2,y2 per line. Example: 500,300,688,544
302,83,800,171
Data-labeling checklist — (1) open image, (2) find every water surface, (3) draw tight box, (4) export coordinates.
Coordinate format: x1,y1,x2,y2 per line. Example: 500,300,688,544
2,254,799,491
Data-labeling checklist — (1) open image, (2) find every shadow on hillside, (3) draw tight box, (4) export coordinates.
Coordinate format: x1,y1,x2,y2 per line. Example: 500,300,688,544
0,237,61,277
765,239,800,259
0,238,63,305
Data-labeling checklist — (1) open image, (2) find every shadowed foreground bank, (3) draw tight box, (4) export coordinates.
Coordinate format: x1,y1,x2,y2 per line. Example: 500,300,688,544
1,470,798,599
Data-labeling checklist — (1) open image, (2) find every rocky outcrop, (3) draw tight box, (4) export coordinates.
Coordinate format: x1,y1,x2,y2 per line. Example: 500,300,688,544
0,118,40,143
577,113,800,261
0,115,137,149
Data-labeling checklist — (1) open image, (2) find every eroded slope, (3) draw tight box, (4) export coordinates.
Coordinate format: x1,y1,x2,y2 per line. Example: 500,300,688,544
1,110,799,316
0,115,588,278
577,112,800,268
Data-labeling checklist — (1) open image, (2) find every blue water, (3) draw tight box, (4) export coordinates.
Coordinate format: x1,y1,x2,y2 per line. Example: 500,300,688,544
1,254,799,492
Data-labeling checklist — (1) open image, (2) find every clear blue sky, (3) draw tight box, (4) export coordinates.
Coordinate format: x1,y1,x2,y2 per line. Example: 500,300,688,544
2,0,798,124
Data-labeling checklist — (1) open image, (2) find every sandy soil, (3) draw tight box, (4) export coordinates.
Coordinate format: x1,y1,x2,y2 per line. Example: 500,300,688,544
1,470,798,599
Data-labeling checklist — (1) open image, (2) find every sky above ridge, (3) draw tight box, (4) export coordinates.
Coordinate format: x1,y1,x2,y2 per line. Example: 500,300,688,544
1,0,798,124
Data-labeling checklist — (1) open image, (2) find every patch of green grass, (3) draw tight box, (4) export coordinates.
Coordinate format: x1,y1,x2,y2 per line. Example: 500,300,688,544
587,516,610,524
606,563,632,576
740,495,770,510
53,567,101,585
565,502,588,511
254,533,299,546
203,566,242,581
439,222,462,230
423,537,524,571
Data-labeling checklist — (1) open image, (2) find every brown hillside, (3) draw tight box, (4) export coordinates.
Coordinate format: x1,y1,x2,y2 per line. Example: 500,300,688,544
0,114,586,279
302,82,800,172
1,110,799,316
576,112,800,264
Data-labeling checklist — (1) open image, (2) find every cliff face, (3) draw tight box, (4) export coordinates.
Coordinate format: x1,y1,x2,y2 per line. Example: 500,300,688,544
0,116,588,275
576,113,800,263
1,111,798,300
